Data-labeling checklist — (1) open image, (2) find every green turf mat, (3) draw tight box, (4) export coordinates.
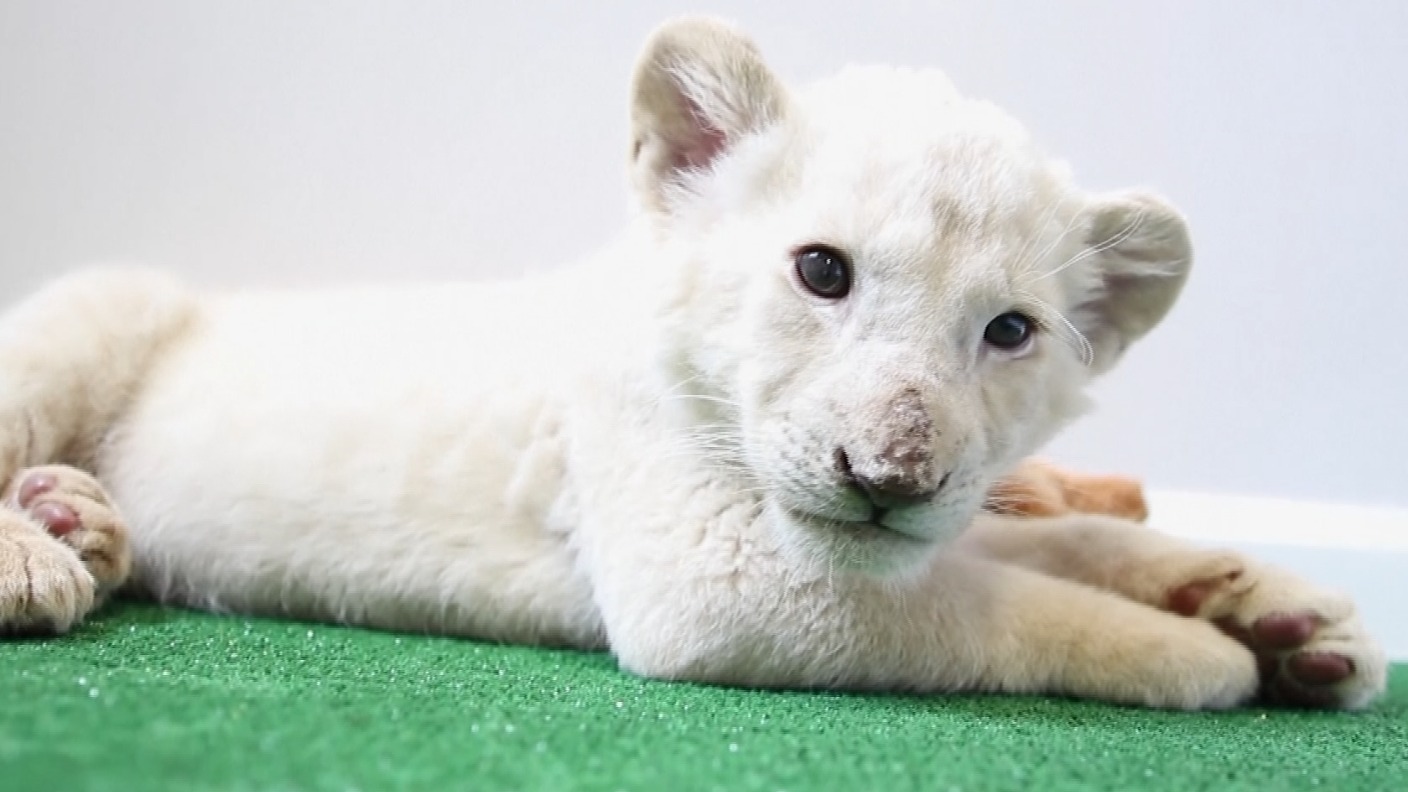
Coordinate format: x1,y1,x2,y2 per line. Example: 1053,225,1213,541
2,602,1404,792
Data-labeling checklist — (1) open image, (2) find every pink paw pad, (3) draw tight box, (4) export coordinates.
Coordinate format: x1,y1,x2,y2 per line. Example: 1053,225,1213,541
16,472,58,508
1221,612,1357,707
31,501,80,538
1287,651,1354,687
1252,613,1318,650
1166,570,1242,618
14,472,80,538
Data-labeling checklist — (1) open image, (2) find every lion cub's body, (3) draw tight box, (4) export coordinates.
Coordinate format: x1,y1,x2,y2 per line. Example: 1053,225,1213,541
102,270,615,644
0,18,1385,711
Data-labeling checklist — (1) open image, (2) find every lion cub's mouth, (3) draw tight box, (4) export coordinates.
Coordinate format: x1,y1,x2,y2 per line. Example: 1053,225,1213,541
787,507,934,547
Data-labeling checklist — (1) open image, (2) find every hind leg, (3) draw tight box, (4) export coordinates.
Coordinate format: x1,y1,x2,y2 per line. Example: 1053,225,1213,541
0,465,130,633
0,268,194,634
0,268,195,480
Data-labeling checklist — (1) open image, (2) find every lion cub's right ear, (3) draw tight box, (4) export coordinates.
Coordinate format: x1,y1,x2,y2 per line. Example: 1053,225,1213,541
628,17,789,214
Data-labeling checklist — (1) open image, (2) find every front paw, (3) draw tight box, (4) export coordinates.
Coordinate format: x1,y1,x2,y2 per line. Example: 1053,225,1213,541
1167,560,1387,710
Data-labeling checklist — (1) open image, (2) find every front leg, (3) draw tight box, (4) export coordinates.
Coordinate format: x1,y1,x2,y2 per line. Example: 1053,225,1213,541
586,507,1259,710
955,512,1389,709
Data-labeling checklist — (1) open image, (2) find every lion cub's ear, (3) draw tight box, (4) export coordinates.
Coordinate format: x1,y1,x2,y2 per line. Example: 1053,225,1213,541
628,17,789,214
1074,191,1194,374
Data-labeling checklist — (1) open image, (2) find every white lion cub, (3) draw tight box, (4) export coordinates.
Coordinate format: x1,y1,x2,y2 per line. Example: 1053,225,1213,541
0,17,1386,710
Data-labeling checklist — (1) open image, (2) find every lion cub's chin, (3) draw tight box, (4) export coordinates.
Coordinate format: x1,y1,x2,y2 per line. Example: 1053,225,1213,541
770,501,971,576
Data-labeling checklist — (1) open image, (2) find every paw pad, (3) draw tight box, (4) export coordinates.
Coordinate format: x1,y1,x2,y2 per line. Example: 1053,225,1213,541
1251,613,1317,650
1286,651,1354,687
1166,570,1242,617
30,501,79,537
13,472,82,538
16,472,58,508
2,465,132,597
1217,611,1360,708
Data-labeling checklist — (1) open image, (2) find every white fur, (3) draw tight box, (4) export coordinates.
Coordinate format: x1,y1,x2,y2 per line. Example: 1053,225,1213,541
0,18,1385,710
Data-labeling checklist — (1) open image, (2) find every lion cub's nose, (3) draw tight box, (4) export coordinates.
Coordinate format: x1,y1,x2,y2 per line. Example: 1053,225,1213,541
833,446,946,509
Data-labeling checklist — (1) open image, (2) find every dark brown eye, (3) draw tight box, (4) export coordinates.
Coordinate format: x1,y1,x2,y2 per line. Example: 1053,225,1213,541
983,312,1035,351
794,246,851,299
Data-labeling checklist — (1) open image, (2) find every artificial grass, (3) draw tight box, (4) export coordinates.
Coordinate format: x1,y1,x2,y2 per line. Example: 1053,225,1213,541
2,603,1404,792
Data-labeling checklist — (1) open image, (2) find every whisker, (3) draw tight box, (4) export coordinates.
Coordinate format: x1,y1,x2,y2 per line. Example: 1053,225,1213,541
671,437,740,447
648,373,710,409
1019,291,1094,366
1029,205,1146,284
661,393,742,409
1009,194,1071,279
1015,200,1084,280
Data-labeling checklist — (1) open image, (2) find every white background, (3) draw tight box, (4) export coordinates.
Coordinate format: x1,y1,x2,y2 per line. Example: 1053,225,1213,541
2,1,1406,509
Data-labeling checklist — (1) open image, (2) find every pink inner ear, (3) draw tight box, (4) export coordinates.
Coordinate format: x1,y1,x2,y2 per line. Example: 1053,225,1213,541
675,125,727,171
670,99,729,172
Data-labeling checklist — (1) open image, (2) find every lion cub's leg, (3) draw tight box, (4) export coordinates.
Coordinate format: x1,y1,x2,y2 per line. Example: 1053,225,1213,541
0,269,194,483
956,513,1388,709
0,465,130,633
602,542,1260,710
0,269,192,635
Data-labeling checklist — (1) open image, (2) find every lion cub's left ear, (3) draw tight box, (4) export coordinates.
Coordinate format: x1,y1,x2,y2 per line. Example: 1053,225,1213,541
1075,191,1194,374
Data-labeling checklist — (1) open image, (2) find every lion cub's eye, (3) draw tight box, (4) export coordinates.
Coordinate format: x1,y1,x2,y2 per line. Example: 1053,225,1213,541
983,312,1035,351
794,246,852,299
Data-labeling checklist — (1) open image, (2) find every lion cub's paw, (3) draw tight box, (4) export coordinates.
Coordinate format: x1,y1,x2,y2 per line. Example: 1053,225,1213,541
4,465,131,595
0,466,130,634
1164,557,1387,710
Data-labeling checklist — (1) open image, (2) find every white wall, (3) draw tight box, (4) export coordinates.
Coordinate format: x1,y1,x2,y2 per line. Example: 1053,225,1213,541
2,1,1406,509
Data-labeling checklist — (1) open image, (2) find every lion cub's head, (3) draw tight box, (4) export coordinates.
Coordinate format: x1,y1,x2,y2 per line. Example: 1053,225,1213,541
630,18,1190,572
